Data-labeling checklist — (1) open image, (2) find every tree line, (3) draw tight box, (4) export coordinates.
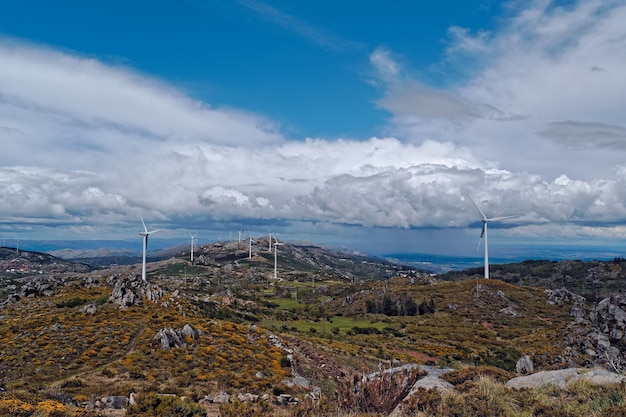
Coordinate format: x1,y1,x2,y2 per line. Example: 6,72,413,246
365,294,435,316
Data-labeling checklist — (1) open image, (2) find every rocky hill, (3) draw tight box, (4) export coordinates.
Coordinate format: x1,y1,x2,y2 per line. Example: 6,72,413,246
442,258,626,302
2,243,626,416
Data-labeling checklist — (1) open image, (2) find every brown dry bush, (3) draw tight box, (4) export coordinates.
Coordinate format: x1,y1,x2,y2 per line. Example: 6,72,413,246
400,387,442,416
219,398,274,417
441,365,514,387
337,367,424,414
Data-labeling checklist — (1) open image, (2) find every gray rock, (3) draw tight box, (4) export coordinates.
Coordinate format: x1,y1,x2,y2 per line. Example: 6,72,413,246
506,369,579,389
109,274,164,307
506,368,626,390
546,288,585,306
181,324,199,340
499,306,518,316
238,393,259,402
21,276,59,297
515,355,534,375
212,392,231,404
389,365,455,417
154,327,186,349
100,395,129,409
80,303,97,314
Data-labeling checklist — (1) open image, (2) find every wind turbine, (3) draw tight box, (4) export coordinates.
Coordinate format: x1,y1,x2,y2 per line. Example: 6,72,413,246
466,194,516,279
189,232,198,262
273,239,285,281
139,214,163,281
268,232,273,252
248,232,254,259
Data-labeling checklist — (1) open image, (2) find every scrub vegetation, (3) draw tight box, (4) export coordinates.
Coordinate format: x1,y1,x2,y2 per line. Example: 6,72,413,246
1,241,625,416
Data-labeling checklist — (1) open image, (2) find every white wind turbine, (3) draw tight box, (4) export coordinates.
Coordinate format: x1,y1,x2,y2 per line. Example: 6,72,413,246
248,232,255,259
139,214,163,281
189,232,198,262
466,194,516,279
273,239,285,281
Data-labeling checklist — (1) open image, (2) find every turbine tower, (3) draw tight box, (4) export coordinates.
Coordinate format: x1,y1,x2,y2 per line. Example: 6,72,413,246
189,232,198,262
248,232,254,259
139,214,163,281
273,240,284,281
466,194,515,279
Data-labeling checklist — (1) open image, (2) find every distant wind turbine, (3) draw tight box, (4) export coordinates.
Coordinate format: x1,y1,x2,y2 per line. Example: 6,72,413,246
139,214,163,281
189,232,198,262
273,240,285,281
16,239,20,254
268,232,273,252
248,232,254,259
466,194,516,279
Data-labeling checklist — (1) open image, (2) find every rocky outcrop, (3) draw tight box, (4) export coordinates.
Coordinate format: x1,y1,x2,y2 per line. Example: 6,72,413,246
389,365,454,417
154,324,201,349
515,355,534,375
98,395,129,409
565,293,626,370
546,287,586,307
79,303,97,314
506,368,626,389
108,274,164,307
21,276,61,297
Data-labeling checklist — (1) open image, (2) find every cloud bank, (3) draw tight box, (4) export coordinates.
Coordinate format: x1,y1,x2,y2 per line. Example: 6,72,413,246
2,1,626,250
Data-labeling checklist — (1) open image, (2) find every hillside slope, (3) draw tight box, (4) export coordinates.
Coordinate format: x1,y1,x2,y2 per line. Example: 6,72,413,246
1,244,626,416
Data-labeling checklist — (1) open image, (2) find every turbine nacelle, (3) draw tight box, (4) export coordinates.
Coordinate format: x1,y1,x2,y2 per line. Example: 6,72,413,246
466,194,517,279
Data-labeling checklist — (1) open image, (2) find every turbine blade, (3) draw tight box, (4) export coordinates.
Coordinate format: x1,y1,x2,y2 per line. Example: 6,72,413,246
480,223,485,239
465,194,487,220
148,228,164,234
139,213,148,233
487,215,518,222
476,235,483,252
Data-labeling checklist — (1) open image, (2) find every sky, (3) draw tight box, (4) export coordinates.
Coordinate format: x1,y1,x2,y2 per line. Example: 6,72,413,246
2,0,626,260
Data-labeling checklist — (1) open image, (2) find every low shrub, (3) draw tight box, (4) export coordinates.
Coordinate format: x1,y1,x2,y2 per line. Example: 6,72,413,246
126,392,205,417
219,398,274,417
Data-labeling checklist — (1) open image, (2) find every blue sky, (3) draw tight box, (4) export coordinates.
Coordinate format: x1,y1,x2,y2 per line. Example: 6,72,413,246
2,0,626,261
0,0,501,139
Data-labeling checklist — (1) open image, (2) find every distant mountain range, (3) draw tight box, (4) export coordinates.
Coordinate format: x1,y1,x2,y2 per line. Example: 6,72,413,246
6,239,626,272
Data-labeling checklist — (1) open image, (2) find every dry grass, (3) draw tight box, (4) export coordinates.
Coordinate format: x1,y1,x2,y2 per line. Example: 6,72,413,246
0,253,605,415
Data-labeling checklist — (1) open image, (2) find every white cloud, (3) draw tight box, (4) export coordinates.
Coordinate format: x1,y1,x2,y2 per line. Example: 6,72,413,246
3,1,626,254
370,47,400,79
374,0,626,181
0,39,282,170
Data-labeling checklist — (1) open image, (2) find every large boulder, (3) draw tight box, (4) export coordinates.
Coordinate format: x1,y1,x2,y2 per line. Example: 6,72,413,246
515,355,534,375
100,395,129,409
109,274,164,307
21,276,59,297
154,324,200,349
155,327,186,349
80,303,98,315
506,368,626,390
